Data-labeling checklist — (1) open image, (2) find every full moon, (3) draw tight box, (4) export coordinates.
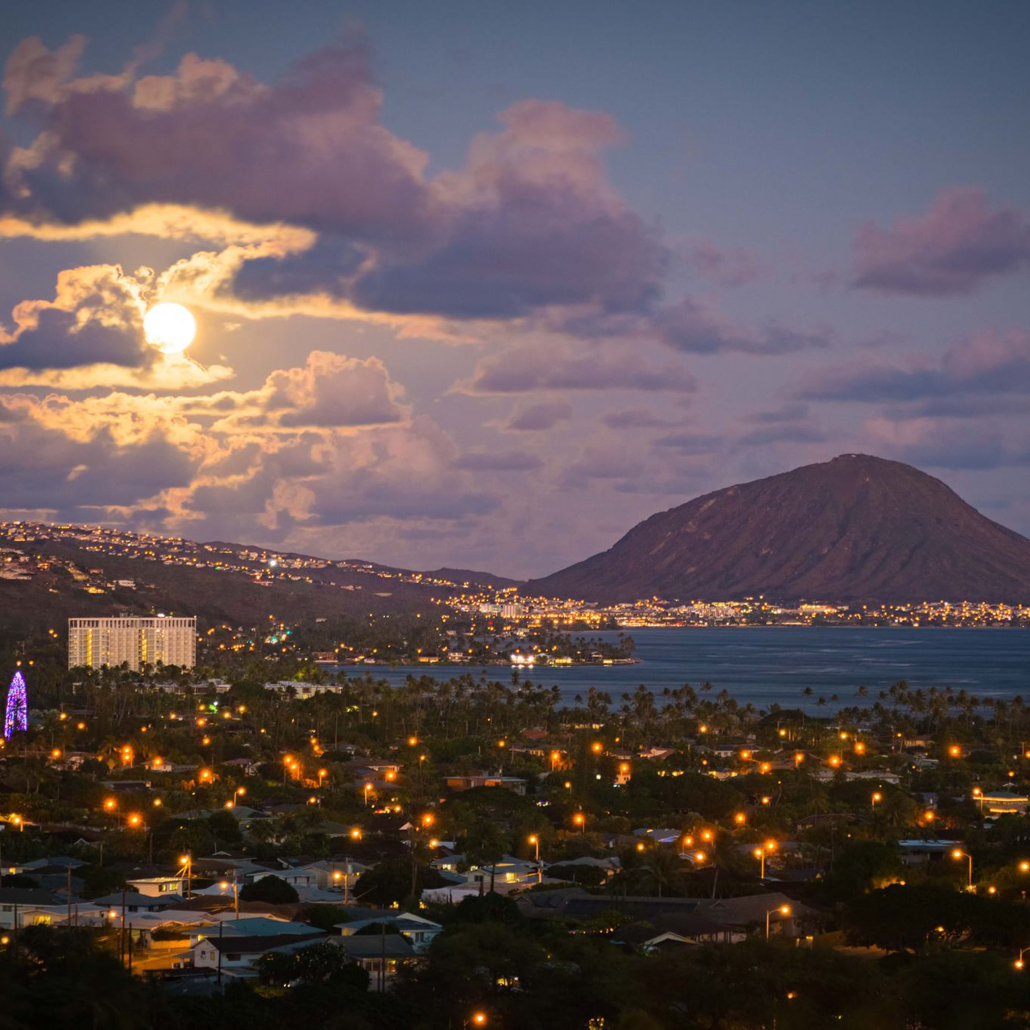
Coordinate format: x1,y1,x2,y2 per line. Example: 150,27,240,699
143,302,196,354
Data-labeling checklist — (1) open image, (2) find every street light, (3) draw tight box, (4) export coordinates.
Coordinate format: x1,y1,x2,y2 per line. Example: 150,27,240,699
1016,947,1030,970
529,834,542,883
363,783,373,806
871,792,882,810
952,849,973,890
573,812,586,832
754,841,776,880
766,904,791,941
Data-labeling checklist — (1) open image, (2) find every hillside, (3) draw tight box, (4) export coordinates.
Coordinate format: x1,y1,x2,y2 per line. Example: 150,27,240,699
0,524,504,635
523,454,1030,603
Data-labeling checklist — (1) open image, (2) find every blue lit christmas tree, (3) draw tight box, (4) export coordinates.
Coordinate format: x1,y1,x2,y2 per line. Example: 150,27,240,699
4,671,28,740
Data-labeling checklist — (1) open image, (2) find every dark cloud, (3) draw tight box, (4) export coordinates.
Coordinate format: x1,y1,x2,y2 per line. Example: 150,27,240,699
7,39,434,245
737,423,826,446
0,406,196,514
654,300,831,355
466,344,696,394
504,400,572,431
601,408,672,430
232,237,369,301
0,306,148,371
797,329,1030,403
852,187,1030,296
745,403,810,425
453,449,542,471
652,431,722,454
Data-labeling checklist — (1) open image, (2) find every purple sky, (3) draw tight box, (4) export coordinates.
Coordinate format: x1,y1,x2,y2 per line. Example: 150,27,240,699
0,1,1028,577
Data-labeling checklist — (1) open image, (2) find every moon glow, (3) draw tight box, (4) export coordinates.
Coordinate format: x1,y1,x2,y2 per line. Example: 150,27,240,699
143,302,197,354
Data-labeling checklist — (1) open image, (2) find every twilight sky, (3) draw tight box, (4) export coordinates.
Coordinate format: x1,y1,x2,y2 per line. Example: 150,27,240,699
1,0,1028,578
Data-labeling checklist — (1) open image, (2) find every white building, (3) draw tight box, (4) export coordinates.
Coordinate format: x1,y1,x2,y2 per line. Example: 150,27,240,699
68,616,197,670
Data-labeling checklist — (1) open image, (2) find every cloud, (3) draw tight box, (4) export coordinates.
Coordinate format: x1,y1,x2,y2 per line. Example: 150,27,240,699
797,329,1030,403
453,449,543,471
686,239,766,287
504,400,572,431
307,416,501,523
5,38,667,327
652,431,722,454
865,415,1030,471
0,392,201,514
0,264,151,372
601,408,672,430
266,352,405,428
852,187,1030,296
5,39,433,245
737,422,826,446
654,299,831,355
463,343,697,394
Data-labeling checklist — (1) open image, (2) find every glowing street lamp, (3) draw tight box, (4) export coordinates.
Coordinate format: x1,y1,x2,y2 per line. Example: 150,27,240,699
127,813,143,829
734,812,747,826
529,834,542,883
766,904,791,941
572,812,586,832
1017,947,1030,970
871,792,882,810
363,783,373,806
952,848,973,890
754,841,777,880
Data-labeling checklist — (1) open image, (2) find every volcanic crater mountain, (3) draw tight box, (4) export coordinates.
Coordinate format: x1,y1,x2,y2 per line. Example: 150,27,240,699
524,454,1030,603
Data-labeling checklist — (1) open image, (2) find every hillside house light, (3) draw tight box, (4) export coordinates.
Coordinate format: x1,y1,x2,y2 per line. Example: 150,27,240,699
949,745,962,758
1020,861,1030,873
734,812,746,826
761,796,772,805
591,742,603,754
854,742,866,755
829,755,841,768
104,798,117,811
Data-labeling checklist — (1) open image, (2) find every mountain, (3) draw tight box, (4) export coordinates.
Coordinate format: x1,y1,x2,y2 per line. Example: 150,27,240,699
523,454,1030,603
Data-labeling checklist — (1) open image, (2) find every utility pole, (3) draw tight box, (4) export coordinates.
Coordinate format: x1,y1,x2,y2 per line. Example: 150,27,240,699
66,866,72,926
120,887,127,965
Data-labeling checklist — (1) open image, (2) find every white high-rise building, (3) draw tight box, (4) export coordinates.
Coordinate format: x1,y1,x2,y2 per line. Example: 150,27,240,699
68,616,197,671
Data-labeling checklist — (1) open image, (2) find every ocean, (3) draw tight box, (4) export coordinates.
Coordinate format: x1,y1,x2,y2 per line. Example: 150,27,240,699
334,627,1030,712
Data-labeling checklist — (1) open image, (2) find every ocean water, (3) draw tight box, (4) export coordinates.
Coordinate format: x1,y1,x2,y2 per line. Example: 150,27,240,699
337,627,1030,712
